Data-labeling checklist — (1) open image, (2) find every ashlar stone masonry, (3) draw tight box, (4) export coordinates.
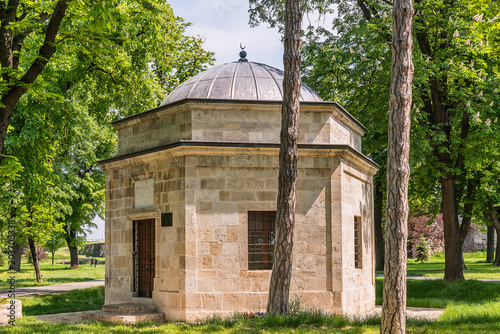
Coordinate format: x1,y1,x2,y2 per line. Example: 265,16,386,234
99,58,379,321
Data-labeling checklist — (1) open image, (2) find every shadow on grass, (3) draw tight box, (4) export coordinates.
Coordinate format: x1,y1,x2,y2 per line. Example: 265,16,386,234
20,286,104,316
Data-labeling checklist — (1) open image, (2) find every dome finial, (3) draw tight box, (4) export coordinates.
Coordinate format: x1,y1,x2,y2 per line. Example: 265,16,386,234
239,43,248,62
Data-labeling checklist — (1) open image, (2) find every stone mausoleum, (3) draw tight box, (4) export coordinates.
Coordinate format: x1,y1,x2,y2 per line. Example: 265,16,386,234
99,52,379,322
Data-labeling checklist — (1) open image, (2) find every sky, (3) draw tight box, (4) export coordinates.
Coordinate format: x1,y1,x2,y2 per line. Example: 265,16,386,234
88,1,286,241
169,0,284,69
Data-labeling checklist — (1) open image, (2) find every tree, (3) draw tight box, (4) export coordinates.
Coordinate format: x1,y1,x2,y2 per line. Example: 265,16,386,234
0,1,215,274
251,0,500,282
267,0,302,316
0,0,72,160
486,206,500,266
0,1,214,161
0,155,23,271
415,236,429,263
381,0,414,332
486,225,495,263
45,231,66,266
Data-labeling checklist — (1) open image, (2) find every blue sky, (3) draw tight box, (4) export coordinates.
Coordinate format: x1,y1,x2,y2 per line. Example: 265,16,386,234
169,0,284,69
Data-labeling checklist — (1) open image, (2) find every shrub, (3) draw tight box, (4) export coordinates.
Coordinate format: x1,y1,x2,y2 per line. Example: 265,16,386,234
416,236,430,263
25,246,48,263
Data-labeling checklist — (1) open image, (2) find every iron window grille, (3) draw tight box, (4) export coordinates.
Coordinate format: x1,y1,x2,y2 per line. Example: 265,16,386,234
354,216,362,269
248,211,276,270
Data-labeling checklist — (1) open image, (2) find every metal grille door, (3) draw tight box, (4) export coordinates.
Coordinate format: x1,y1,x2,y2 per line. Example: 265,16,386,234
133,219,155,298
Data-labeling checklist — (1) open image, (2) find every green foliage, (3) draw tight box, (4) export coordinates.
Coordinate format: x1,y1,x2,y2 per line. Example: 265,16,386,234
0,252,7,267
250,0,500,242
0,0,215,265
416,236,430,263
45,233,67,258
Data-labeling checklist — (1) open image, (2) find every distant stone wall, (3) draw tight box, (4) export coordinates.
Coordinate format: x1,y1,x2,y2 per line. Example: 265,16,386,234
79,243,105,257
463,224,496,253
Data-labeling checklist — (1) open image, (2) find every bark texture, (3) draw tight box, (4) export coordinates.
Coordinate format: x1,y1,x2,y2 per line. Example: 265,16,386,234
8,240,22,272
381,0,414,332
374,180,385,271
28,237,42,283
488,208,500,267
0,0,70,159
66,228,80,269
486,225,495,263
266,0,302,316
459,185,474,271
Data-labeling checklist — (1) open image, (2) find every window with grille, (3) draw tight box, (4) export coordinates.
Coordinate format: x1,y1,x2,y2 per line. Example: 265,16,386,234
248,211,276,270
354,216,362,269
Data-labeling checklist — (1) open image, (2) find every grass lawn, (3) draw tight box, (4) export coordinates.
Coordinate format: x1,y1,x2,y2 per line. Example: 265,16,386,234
1,278,499,333
0,263,104,289
0,248,104,289
19,286,105,316
376,251,500,280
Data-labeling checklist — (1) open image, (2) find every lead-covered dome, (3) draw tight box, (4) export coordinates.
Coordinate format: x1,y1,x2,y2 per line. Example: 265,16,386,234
161,58,323,106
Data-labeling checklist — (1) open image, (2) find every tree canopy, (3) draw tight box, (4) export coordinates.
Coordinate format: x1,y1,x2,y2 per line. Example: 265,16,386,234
249,0,500,281
0,0,215,272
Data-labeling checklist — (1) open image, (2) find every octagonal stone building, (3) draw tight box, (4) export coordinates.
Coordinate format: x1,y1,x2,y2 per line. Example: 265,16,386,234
99,54,378,321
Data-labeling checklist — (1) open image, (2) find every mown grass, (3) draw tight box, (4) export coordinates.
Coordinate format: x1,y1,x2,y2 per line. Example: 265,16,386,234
376,278,500,308
375,251,500,280
0,262,104,289
19,286,105,316
1,278,499,333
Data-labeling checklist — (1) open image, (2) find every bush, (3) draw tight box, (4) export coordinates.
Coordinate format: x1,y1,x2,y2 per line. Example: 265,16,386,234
416,236,430,263
25,246,48,263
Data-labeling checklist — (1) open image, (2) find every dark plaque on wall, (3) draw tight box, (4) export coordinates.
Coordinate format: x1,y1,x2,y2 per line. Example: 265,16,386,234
161,212,173,227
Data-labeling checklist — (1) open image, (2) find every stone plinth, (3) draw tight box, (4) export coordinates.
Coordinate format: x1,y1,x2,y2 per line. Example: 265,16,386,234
0,299,22,325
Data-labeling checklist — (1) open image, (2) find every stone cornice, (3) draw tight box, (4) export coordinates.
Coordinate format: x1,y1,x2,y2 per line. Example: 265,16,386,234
111,99,367,136
99,140,379,175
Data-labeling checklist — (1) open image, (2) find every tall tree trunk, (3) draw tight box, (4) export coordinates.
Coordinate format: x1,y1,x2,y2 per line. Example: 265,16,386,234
381,0,413,333
65,224,80,269
28,237,42,283
267,0,302,316
459,190,474,271
460,253,468,270
494,230,500,267
486,225,495,263
441,178,464,280
66,236,80,269
414,0,465,283
7,208,22,272
488,208,500,267
374,178,385,271
8,240,23,272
